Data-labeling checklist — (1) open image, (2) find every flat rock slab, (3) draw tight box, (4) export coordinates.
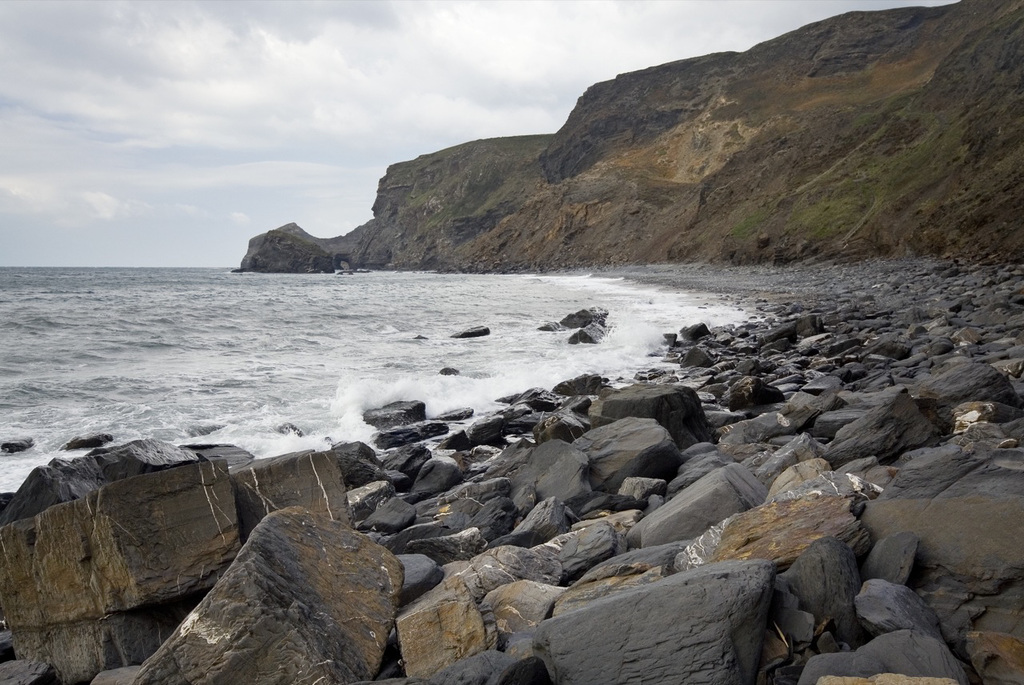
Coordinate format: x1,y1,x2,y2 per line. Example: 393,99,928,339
534,559,775,685
711,495,871,571
134,508,403,685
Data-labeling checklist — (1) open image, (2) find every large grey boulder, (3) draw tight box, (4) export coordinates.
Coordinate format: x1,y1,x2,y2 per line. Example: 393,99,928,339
572,418,683,493
823,392,939,468
508,440,591,507
0,438,201,525
231,449,351,541
855,578,944,640
913,361,1022,430
588,384,713,449
134,508,403,685
533,560,775,685
781,537,865,648
627,463,766,548
0,461,239,683
363,401,427,429
796,630,968,685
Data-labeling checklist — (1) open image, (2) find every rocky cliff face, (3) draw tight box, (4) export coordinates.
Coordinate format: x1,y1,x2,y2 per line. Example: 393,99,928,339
247,0,1024,272
238,223,355,273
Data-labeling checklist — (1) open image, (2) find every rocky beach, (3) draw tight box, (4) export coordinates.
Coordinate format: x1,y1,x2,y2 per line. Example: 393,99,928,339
2,257,1024,684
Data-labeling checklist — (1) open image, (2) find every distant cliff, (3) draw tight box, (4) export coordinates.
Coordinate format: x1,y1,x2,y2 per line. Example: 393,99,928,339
237,223,356,273
243,0,1024,272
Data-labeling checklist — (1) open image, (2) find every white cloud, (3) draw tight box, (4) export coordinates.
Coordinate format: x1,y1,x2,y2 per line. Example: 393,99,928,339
230,211,251,225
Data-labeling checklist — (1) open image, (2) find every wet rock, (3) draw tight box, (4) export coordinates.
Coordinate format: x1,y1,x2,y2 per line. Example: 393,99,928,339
494,497,576,548
180,443,255,469
347,480,396,523
374,422,449,449
452,326,491,339
567,322,607,344
381,443,432,483
134,508,402,685
466,413,506,446
508,440,591,507
410,457,464,498
360,496,417,534
406,527,488,565
823,392,939,468
328,441,390,488
589,383,713,449
533,410,590,444
364,401,428,429
1,439,34,454
552,373,607,396
60,433,113,450
560,307,608,329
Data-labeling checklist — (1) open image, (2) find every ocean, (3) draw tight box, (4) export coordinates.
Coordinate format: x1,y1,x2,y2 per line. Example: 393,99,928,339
0,267,748,492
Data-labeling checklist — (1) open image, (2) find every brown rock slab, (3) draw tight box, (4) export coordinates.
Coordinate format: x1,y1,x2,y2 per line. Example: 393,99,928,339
966,631,1024,685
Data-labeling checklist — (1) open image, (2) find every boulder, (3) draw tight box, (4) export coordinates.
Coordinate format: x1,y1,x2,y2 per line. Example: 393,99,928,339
180,443,255,469
396,575,494,678
494,497,576,548
878,445,1024,500
588,384,713,449
552,373,607,396
0,461,239,683
533,560,775,685
467,496,518,542
0,438,201,525
767,458,832,499
134,508,402,685
913,362,1022,430
544,520,625,583
363,401,427,429
397,554,444,607
452,545,562,603
381,444,432,483
568,322,606,344
483,580,565,642
329,441,390,488
452,326,491,339
796,630,968,685
60,433,113,451
410,457,464,498
231,449,351,541
710,494,871,571
428,651,552,685
532,411,590,444
406,527,488,565
374,422,449,449
725,376,786,411
466,414,506,446
966,631,1024,685
618,476,667,500
508,440,591,507
861,531,919,585
346,480,396,523
551,565,673,617
855,579,943,640
560,307,608,329
359,496,417,534
627,463,766,548
823,392,939,468
1,439,34,454
572,417,683,493
781,537,865,648
0,660,58,684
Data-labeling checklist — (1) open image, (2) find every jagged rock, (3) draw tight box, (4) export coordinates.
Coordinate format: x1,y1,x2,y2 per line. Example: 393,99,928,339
802,375,844,395
1,439,34,454
781,537,865,648
360,496,417,534
618,476,667,500
589,383,713,449
363,401,427,429
346,480,396,523
452,545,562,604
60,433,113,450
507,440,591,507
680,322,711,341
0,660,58,684
560,307,608,329
534,560,775,685
427,651,552,685
582,540,691,583
823,392,940,468
397,554,444,607
483,580,565,642
329,441,390,488
796,630,968,685
552,373,607,396
572,417,682,493
952,400,1024,434
856,578,943,640
710,494,871,571
627,463,766,548
466,413,506,446
551,565,672,617
381,444,432,483
494,497,576,548
134,508,402,685
567,322,607,344
406,527,488,565
507,388,561,412
754,433,827,486
766,457,832,498
374,422,449,449
0,461,239,683
0,438,201,525
667,447,734,495
861,531,919,585
90,666,141,684
396,574,494,678
231,449,351,541
180,443,255,469
725,376,786,411
543,520,625,583
913,362,1022,430
878,445,1024,500
452,326,491,339
467,496,518,541
532,410,590,444
966,631,1024,685
718,412,798,446
410,457,464,498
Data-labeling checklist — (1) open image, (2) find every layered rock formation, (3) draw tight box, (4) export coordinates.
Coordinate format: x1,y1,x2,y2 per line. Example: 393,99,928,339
243,0,1024,272
236,222,354,273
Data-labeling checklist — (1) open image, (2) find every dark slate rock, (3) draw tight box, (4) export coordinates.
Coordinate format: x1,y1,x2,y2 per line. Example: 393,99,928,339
405,528,488,565
181,443,255,469
532,411,589,445
397,554,444,607
855,578,943,640
717,412,796,446
823,391,939,468
1,439,34,454
567,322,606,345
810,408,868,440
580,540,692,583
560,307,608,329
493,497,575,548
0,438,200,526
508,440,591,507
880,445,1024,500
914,361,1023,429
725,376,786,411
796,630,968,685
533,560,775,685
360,496,417,534
60,434,114,451
435,407,474,422
588,384,713,449
627,463,766,548
375,422,449,449
781,536,865,648
429,650,552,685
552,373,607,396
439,367,461,377
381,444,432,483
681,346,715,368
680,322,711,341
0,630,13,662
555,520,625,583
465,414,506,446
667,449,734,496
565,492,643,518
452,326,491,339
861,531,919,585
363,401,428,429
329,441,390,488
0,660,59,685
411,458,464,498
467,496,518,542
573,417,683,493
382,521,449,556
508,388,562,412
437,430,472,451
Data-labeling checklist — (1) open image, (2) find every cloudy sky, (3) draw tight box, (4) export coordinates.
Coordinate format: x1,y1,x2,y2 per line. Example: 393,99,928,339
1,0,957,267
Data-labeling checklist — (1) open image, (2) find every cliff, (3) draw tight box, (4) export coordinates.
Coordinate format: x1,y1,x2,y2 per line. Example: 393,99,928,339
237,223,357,273
244,0,1024,271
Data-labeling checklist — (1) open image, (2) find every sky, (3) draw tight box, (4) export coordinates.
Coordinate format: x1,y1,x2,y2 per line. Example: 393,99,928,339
0,0,958,267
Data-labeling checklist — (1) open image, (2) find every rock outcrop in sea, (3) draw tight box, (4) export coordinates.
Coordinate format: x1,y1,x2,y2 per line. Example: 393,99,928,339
2,258,1024,683
241,0,1024,273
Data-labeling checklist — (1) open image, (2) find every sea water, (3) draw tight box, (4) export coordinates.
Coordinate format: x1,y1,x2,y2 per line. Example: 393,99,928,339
0,268,748,492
